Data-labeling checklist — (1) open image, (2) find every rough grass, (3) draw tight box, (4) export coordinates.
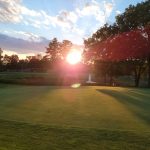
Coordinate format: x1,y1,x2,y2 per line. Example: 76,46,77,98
0,84,150,149
0,72,59,85
0,72,88,85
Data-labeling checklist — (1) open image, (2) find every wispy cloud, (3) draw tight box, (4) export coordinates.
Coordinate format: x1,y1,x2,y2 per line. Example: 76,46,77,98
116,10,121,15
0,0,22,23
0,33,49,54
0,0,114,28
0,0,115,45
2,30,47,42
76,0,114,24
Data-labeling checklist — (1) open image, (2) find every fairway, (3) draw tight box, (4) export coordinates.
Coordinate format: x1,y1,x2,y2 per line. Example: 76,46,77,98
0,84,150,149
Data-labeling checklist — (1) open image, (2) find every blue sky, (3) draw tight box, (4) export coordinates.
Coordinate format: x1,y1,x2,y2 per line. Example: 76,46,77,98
0,0,144,57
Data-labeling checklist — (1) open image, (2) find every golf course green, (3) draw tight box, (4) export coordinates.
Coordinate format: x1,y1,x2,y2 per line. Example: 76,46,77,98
0,84,150,149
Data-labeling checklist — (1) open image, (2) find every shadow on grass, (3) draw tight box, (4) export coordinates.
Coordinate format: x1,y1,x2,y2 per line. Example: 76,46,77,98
96,88,150,126
0,118,150,150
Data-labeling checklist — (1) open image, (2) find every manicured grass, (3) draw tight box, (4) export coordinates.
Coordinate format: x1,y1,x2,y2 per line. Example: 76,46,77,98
0,84,150,149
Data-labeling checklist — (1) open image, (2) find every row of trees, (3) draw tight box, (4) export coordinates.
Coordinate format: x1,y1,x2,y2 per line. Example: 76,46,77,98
0,49,48,72
83,0,150,87
0,39,73,72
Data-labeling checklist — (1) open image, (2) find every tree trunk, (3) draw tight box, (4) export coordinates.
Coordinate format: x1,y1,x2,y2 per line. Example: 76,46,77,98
134,66,142,87
135,76,140,87
148,57,150,88
110,75,113,86
104,73,107,85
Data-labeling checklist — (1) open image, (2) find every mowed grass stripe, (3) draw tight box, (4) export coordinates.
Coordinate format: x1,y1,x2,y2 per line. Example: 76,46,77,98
0,119,150,150
0,84,149,131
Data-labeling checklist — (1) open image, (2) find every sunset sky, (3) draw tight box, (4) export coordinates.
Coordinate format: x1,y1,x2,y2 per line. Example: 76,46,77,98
0,0,144,58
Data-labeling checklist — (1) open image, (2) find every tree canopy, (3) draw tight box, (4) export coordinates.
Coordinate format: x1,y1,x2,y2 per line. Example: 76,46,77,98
83,0,150,87
46,38,72,62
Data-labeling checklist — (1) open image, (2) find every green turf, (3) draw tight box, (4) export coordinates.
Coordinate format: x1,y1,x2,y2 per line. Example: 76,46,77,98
0,72,87,85
0,72,57,85
0,84,150,149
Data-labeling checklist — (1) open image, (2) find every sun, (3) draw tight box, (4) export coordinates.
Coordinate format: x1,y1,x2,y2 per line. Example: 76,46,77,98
66,50,82,65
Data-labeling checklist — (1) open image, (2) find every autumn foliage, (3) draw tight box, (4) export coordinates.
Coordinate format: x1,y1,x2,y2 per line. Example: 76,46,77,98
86,26,150,61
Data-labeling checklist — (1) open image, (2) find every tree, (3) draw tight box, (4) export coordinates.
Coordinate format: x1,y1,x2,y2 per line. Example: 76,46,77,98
60,40,72,59
0,48,3,70
26,56,40,71
17,59,28,71
46,38,72,61
85,27,150,87
45,38,73,72
84,23,119,51
116,0,150,32
116,0,150,86
9,55,19,70
83,23,120,85
84,0,150,87
3,54,11,64
2,54,19,70
46,38,61,62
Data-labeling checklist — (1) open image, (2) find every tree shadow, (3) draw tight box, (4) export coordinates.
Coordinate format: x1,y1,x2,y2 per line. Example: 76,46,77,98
96,88,150,126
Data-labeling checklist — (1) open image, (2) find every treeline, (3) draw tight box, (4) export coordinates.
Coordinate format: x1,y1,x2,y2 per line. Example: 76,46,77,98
0,39,73,72
0,51,50,72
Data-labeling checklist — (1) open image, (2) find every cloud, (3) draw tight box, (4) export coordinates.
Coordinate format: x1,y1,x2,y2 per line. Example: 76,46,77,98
39,9,78,30
2,30,47,42
0,0,114,28
17,31,46,42
76,0,114,24
3,49,36,59
51,0,115,44
0,0,42,30
21,5,41,17
0,0,46,28
0,33,49,54
60,27,85,44
0,0,22,23
104,1,114,17
116,10,121,15
57,10,78,25
0,0,115,45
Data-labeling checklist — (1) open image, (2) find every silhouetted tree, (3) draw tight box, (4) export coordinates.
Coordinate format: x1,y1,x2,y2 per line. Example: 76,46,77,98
46,38,73,62
46,38,61,62
0,48,3,71
116,0,150,32
60,40,72,59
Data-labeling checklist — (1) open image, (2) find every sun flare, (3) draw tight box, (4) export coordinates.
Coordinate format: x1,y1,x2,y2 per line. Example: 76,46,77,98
66,50,82,65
